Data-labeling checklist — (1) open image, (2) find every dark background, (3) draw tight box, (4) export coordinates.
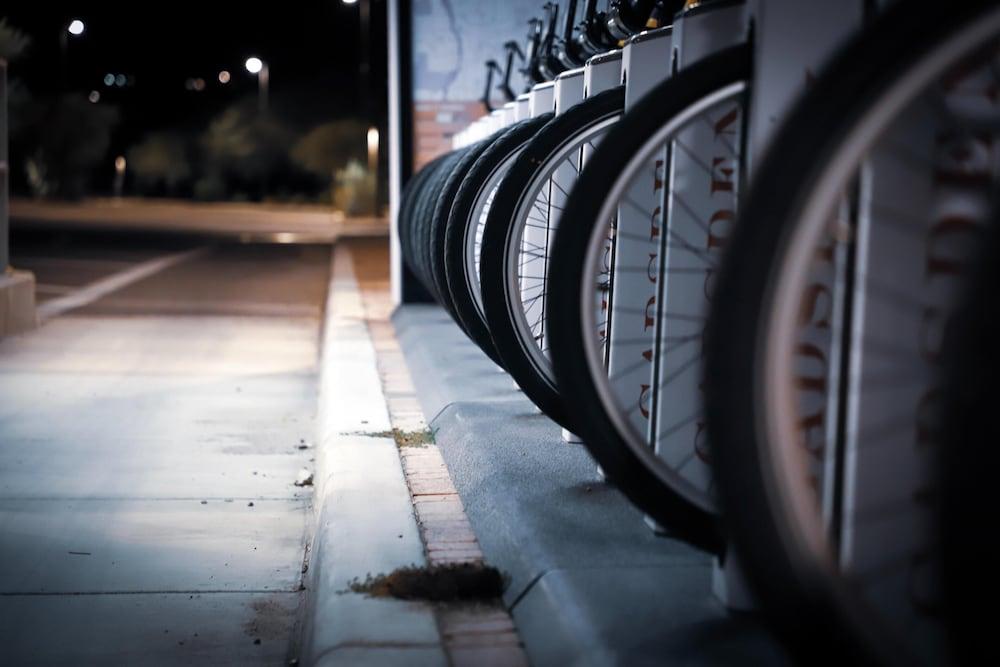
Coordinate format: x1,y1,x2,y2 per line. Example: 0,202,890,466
2,1,388,203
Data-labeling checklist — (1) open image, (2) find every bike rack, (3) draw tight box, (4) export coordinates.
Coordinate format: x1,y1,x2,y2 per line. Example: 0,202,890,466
581,49,621,100
750,2,967,635
553,66,587,444
514,92,532,122
502,101,518,127
392,0,960,640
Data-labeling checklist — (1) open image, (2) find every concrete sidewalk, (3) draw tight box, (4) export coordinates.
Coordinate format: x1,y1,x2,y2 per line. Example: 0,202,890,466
0,242,326,664
300,238,527,666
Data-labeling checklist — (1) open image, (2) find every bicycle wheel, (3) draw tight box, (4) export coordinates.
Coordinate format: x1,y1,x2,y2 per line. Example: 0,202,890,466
425,148,478,301
429,139,490,323
481,87,626,432
400,152,450,289
444,114,555,368
546,45,750,553
704,1,1000,662
941,216,1000,666
408,151,465,299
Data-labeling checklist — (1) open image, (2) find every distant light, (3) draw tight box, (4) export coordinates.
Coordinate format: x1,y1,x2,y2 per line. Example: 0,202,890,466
115,156,126,173
68,19,85,36
218,70,231,84
367,126,379,153
193,78,206,91
343,0,358,4
88,90,100,103
103,73,115,87
245,57,263,74
115,74,127,87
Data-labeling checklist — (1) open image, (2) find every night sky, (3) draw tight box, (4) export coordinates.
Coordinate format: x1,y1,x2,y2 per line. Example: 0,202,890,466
3,1,387,165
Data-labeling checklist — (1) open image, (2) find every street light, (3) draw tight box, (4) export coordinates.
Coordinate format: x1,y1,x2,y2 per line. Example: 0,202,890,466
245,57,269,113
367,126,379,215
114,156,126,198
342,0,370,114
367,127,379,174
61,19,86,90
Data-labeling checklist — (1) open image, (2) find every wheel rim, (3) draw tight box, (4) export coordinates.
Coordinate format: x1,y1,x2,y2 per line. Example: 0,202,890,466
503,114,621,385
465,158,519,320
742,9,1000,661
578,81,748,514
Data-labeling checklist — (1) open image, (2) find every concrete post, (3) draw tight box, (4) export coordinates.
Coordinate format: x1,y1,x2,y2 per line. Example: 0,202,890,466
0,58,37,337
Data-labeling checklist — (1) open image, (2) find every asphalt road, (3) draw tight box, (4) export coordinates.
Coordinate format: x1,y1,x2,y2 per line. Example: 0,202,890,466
10,198,387,243
0,228,332,665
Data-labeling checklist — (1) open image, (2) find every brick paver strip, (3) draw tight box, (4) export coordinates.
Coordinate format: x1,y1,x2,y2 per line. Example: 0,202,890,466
355,256,528,667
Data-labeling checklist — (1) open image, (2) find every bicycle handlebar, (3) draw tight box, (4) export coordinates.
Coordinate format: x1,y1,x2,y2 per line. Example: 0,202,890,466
499,41,524,102
482,60,504,112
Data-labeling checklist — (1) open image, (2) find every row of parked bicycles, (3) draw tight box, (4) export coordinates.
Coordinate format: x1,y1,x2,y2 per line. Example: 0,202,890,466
398,0,998,664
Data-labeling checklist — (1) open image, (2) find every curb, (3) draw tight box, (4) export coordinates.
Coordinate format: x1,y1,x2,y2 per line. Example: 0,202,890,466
393,304,790,666
300,243,446,666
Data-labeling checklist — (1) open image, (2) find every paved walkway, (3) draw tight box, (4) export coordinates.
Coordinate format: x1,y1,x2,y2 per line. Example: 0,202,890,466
0,239,329,664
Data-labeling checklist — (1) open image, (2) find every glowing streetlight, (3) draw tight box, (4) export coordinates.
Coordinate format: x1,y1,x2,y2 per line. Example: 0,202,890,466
367,126,379,214
245,57,269,113
367,127,379,173
343,0,358,4
218,70,231,84
113,156,126,198
60,19,87,90
244,57,263,74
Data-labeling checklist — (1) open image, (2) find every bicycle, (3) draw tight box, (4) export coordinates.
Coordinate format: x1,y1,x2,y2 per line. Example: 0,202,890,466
702,0,1000,662
545,0,749,552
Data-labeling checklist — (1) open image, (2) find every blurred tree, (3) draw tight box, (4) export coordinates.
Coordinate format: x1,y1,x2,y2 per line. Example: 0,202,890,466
2,18,38,197
127,132,193,196
0,18,31,61
24,95,119,200
199,103,295,201
291,119,368,190
333,159,376,216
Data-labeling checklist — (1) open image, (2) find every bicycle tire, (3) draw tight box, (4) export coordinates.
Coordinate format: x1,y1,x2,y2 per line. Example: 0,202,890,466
481,88,626,433
400,152,450,287
413,148,469,299
942,215,1000,666
547,46,751,554
703,2,1000,662
444,115,555,368
430,139,491,325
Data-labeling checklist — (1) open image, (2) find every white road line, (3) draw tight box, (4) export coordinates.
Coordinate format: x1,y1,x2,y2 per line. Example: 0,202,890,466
37,246,210,322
